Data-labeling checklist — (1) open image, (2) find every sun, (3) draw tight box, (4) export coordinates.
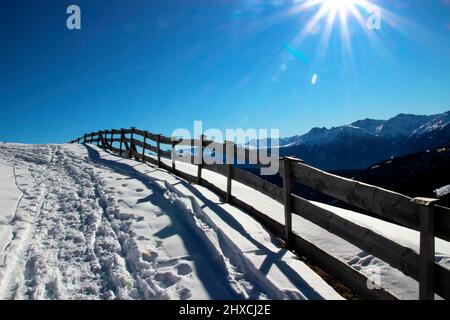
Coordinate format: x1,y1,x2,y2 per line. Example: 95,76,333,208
322,0,357,12
284,0,379,59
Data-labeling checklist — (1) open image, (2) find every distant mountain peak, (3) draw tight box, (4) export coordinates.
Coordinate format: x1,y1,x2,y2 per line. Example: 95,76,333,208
276,109,450,170
350,118,385,135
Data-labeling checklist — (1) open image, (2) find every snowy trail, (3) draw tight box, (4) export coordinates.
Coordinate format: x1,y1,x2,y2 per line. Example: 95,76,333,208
0,143,340,300
138,147,450,299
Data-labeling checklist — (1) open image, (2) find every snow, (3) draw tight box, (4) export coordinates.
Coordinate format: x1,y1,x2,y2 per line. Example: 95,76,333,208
0,143,341,300
1,142,448,300
435,184,450,198
411,111,450,136
150,150,450,300
0,163,22,268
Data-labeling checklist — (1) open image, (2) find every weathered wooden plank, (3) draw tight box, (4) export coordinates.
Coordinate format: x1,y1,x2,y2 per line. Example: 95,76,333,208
234,145,259,164
225,141,234,203
202,163,228,177
197,135,205,185
290,161,450,242
282,158,293,246
176,139,279,166
158,149,172,159
132,128,146,137
171,140,176,172
141,131,148,163
291,194,450,299
133,139,159,154
435,264,450,300
233,145,279,166
148,132,160,142
224,193,397,300
435,206,450,242
157,135,173,145
132,130,158,142
203,141,225,151
156,134,161,167
292,194,418,274
109,130,114,149
232,167,284,203
119,130,124,154
226,164,232,203
129,127,136,159
413,198,438,300
290,162,419,228
175,138,197,147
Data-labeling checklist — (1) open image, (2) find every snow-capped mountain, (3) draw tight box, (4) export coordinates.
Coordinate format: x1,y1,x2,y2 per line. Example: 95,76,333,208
276,110,450,170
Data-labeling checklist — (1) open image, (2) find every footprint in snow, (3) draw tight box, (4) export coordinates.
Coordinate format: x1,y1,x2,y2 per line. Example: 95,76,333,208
179,287,192,300
154,271,180,288
176,263,192,276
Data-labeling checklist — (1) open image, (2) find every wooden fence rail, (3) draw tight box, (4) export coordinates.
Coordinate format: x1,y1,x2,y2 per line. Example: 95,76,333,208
69,128,450,300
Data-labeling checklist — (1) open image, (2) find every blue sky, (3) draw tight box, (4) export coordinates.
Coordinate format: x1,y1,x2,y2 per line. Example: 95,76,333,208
1,0,449,143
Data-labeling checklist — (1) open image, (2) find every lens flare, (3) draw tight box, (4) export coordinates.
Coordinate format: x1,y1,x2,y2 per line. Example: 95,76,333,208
287,0,379,58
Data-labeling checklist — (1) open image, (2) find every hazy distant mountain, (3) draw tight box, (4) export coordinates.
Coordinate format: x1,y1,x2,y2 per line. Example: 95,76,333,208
272,110,450,170
354,144,450,203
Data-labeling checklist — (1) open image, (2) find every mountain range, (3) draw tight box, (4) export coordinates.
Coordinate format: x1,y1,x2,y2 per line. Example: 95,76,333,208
253,110,450,170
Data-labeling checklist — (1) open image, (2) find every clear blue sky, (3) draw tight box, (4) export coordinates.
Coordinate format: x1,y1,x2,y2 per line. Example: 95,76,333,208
1,0,449,143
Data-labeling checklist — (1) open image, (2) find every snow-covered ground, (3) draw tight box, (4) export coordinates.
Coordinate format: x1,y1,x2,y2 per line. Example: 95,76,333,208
145,148,450,300
0,143,448,300
0,143,342,300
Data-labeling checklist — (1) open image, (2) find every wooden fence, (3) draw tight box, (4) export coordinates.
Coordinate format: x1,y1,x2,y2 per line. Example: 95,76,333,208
69,127,450,300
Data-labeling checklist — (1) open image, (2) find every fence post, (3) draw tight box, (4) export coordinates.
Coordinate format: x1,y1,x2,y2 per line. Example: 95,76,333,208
412,197,438,300
101,131,106,149
99,131,104,149
119,129,124,156
156,134,162,168
282,157,293,247
141,130,148,163
83,134,87,145
110,129,114,151
103,130,108,150
97,131,101,147
129,127,135,159
225,141,234,203
77,137,81,144
171,138,178,172
197,134,206,185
